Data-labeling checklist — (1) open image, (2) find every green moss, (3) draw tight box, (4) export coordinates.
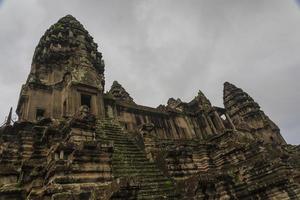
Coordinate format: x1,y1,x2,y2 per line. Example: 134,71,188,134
164,180,173,187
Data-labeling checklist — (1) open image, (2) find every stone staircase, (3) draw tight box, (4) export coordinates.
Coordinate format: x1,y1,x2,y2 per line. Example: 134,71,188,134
19,132,34,159
96,119,180,199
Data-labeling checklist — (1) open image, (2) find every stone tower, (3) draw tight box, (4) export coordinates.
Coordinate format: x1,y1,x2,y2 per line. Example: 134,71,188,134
223,82,286,144
2,15,300,200
16,15,105,121
108,81,135,104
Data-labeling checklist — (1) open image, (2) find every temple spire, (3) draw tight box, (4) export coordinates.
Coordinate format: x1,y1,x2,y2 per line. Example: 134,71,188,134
16,15,106,121
223,82,286,144
223,82,259,118
31,14,104,76
108,81,135,103
194,90,212,112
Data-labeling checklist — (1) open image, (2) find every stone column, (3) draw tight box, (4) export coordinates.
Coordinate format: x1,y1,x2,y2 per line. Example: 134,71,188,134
213,111,225,130
185,116,196,139
107,105,114,118
225,113,236,130
60,150,64,159
201,114,213,136
207,116,217,134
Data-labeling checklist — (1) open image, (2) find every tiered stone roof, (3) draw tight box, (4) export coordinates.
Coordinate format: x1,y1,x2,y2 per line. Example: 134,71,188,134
32,15,104,75
108,81,135,104
0,15,297,199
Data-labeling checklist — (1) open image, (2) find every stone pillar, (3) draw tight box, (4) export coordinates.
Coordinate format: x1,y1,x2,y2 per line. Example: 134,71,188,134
201,114,213,136
207,116,217,134
213,111,225,130
225,113,236,130
60,150,64,159
55,153,59,160
100,93,106,119
107,105,114,118
184,116,196,139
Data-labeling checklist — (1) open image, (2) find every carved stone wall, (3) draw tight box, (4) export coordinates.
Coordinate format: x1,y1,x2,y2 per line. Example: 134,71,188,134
16,15,105,122
0,15,297,200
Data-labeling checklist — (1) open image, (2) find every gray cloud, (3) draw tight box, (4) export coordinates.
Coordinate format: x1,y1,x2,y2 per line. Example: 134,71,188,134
0,0,299,144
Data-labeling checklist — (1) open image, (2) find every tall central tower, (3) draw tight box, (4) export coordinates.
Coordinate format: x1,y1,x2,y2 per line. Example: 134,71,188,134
16,15,105,121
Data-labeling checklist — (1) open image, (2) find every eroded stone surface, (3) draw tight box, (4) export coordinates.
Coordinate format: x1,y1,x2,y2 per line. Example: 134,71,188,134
0,15,299,200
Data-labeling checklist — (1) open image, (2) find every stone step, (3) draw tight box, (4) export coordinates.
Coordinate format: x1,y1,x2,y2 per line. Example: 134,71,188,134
113,146,141,151
113,169,163,175
112,151,146,156
112,162,158,168
100,135,130,140
113,174,170,182
52,175,112,184
137,188,176,196
96,119,179,198
137,193,176,200
112,158,149,163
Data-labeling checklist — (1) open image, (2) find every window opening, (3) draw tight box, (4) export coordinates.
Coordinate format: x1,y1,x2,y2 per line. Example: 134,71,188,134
81,94,91,108
36,108,45,120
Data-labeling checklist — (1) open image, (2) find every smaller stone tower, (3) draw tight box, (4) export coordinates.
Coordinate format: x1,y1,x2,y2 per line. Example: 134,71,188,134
16,15,105,121
223,82,286,144
108,81,135,104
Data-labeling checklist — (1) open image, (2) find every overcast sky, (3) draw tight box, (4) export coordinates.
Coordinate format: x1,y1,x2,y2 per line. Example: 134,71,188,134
0,0,299,144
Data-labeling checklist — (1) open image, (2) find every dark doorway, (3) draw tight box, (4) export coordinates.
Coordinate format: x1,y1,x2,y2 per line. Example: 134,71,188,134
81,94,91,108
36,108,45,120
63,100,67,116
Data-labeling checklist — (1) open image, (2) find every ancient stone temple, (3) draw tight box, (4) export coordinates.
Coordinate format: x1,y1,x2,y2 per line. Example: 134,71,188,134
0,15,300,200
